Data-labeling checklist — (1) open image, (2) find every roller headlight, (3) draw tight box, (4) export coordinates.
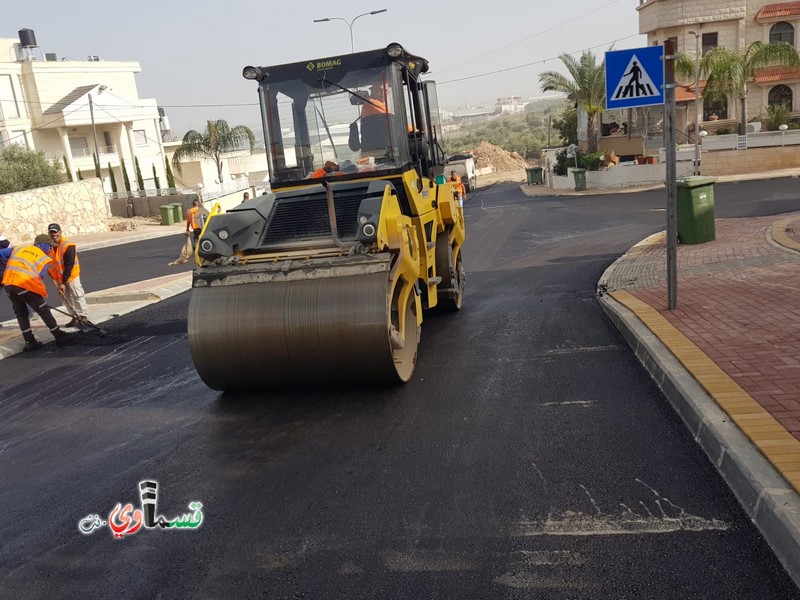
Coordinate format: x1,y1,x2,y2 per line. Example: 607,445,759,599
218,229,229,240
200,239,214,253
386,43,404,58
362,223,376,238
242,66,263,80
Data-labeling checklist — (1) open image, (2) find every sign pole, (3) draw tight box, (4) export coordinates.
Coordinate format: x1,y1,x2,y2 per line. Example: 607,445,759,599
664,39,678,310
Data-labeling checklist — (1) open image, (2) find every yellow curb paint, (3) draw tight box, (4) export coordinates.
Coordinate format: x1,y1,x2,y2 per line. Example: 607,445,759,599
610,289,800,494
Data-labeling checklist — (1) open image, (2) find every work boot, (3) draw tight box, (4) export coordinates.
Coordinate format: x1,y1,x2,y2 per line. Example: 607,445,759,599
64,318,78,328
53,328,71,347
23,332,43,352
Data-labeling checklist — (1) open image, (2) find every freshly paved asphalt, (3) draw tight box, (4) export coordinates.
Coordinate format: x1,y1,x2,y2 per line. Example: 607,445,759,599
1,180,799,598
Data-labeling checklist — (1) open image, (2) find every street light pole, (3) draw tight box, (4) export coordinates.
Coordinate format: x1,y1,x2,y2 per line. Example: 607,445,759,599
689,31,702,175
313,9,387,53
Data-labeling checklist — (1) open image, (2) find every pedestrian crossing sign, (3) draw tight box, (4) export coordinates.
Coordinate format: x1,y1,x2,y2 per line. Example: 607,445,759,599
605,46,664,109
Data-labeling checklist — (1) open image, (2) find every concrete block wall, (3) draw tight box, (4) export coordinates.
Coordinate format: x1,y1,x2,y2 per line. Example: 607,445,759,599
701,146,800,175
0,179,110,243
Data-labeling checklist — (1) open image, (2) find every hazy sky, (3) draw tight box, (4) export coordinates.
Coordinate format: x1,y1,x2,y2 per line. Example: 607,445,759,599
5,0,645,137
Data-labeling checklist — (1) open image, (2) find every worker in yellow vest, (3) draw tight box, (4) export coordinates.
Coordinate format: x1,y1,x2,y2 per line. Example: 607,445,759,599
1,234,70,351
47,223,90,327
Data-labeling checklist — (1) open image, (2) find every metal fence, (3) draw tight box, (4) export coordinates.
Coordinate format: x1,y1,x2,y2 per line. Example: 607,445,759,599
106,187,180,200
701,129,800,151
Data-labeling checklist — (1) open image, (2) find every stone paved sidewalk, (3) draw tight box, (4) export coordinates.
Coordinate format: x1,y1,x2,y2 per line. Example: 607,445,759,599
604,212,800,462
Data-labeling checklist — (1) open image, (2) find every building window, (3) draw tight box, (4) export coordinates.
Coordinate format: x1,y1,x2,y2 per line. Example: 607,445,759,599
768,84,793,108
134,129,148,146
11,130,29,148
702,33,718,55
69,137,89,157
703,97,728,121
770,22,794,46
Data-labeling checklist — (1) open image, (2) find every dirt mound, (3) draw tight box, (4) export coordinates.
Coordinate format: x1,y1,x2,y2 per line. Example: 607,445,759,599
472,141,529,172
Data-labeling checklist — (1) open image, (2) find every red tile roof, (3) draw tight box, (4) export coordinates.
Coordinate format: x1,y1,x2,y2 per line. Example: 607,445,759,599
676,85,702,103
754,65,800,83
756,2,800,20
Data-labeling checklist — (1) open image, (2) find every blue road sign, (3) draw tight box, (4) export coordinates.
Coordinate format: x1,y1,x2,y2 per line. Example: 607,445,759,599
605,46,665,110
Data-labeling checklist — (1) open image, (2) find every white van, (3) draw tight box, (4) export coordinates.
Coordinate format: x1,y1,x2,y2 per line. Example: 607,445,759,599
445,153,478,192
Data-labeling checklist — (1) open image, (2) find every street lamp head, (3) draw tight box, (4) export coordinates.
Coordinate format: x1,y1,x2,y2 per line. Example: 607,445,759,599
313,18,331,22
699,130,708,137
779,124,789,131
688,30,699,37
369,9,387,15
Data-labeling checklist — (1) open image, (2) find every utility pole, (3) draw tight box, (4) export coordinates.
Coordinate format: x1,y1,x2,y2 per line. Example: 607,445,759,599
664,39,678,310
88,93,100,175
688,31,702,175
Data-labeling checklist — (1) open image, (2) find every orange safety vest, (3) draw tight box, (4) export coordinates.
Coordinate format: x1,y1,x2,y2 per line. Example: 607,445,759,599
188,206,202,229
47,237,80,284
361,98,387,118
451,178,465,198
1,245,52,297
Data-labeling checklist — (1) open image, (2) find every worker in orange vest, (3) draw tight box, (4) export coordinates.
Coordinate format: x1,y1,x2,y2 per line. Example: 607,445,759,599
46,223,90,327
1,234,70,351
186,199,204,246
450,170,467,205
360,83,388,118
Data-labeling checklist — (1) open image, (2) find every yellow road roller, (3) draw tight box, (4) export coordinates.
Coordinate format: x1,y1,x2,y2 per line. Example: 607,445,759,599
188,43,465,390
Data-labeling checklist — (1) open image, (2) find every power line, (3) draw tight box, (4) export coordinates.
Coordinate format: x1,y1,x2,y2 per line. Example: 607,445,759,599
436,34,641,85
2,103,88,145
435,0,625,75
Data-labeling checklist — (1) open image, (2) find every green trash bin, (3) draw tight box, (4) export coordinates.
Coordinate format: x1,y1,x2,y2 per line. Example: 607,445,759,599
572,168,587,192
677,176,716,244
526,166,543,185
170,203,183,223
159,204,174,226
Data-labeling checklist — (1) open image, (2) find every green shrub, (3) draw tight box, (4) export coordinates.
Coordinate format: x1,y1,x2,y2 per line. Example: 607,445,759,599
108,162,117,193
765,102,791,131
553,148,604,176
0,145,64,194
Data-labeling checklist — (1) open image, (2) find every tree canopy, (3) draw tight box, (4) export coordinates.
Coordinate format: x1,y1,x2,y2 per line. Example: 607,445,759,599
539,50,606,152
0,145,64,195
172,119,256,181
446,98,568,160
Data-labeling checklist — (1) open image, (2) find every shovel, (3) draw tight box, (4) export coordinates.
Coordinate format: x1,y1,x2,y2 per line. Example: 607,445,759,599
51,288,108,337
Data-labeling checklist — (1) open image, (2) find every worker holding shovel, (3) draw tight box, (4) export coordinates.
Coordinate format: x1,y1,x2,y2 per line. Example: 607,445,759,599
46,223,92,328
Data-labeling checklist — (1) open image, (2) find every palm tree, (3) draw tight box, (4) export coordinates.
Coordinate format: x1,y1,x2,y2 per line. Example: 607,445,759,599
677,42,800,135
172,119,256,181
539,50,606,152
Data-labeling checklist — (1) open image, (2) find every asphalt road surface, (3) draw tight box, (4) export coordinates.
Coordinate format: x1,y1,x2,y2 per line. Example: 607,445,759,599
1,179,799,599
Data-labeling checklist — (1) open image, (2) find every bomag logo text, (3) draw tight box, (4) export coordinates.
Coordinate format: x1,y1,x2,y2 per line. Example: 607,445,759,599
315,59,342,70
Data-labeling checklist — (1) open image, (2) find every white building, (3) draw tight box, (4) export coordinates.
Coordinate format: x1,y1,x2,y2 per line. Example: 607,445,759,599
0,29,167,192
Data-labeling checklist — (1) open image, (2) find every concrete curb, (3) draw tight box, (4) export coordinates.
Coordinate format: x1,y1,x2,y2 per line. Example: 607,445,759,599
597,288,800,588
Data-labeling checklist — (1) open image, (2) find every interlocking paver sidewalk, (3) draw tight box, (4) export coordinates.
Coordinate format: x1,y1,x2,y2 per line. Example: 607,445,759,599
605,215,800,448
599,211,800,586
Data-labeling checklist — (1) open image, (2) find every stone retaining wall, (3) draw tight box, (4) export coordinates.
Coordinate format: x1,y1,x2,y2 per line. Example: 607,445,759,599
0,179,110,243
702,147,800,177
